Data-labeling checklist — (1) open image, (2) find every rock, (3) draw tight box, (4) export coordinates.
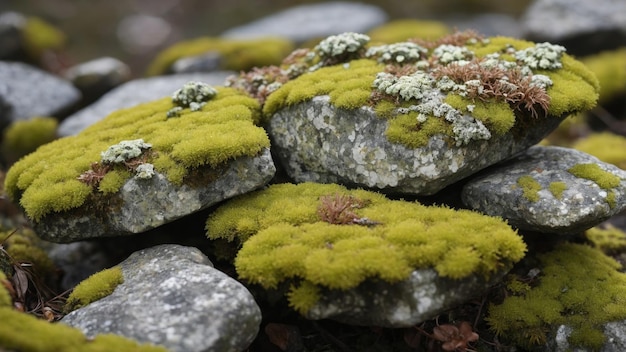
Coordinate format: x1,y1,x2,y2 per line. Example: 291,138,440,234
61,244,261,352
304,267,508,327
521,0,626,55
170,51,222,74
0,12,25,60
444,13,523,38
47,241,118,290
268,95,564,195
0,61,80,129
57,72,232,136
545,322,626,352
462,146,626,234
221,1,388,43
63,57,132,105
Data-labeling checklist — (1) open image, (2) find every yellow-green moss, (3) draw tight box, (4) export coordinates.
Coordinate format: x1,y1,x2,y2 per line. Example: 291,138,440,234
486,243,626,350
586,225,626,254
572,132,626,170
0,307,167,352
65,266,123,313
146,36,294,76
445,94,515,136
0,272,11,307
0,228,56,279
607,190,617,209
516,175,541,202
548,181,567,200
4,87,270,221
367,19,450,43
568,163,621,189
22,17,66,59
206,183,526,313
1,117,58,161
581,48,626,104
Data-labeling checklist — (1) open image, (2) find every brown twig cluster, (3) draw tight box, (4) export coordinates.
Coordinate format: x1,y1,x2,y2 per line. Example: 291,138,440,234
317,193,369,225
432,321,480,351
77,150,154,188
226,66,291,105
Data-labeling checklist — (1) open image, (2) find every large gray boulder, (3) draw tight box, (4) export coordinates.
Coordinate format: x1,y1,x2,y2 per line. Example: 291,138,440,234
62,244,261,352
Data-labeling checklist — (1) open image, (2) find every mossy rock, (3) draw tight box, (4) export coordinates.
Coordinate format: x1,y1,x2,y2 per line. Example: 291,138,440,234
0,228,56,280
586,224,626,254
4,86,274,241
0,307,167,352
146,36,294,76
1,116,58,164
206,182,526,317
573,131,626,170
367,19,450,43
486,243,626,350
64,266,123,313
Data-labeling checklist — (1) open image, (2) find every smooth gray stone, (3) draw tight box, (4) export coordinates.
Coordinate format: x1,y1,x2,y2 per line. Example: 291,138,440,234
63,57,132,104
62,244,261,352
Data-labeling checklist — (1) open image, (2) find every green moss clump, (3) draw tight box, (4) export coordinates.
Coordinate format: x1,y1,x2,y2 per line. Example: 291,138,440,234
4,87,270,221
0,307,167,352
445,95,515,137
548,181,567,200
586,225,626,254
65,266,123,313
22,17,66,60
206,183,526,314
572,132,626,170
0,272,11,307
146,36,294,76
0,229,56,279
1,117,58,162
516,175,541,202
486,243,626,350
568,163,621,189
367,19,450,43
581,48,626,104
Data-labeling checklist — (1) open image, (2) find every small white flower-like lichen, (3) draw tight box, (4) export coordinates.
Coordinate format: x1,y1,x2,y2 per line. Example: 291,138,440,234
451,116,492,146
366,42,427,63
432,44,474,64
314,32,370,58
167,81,217,117
135,163,155,179
514,42,566,70
101,139,152,164
529,74,553,89
372,71,435,101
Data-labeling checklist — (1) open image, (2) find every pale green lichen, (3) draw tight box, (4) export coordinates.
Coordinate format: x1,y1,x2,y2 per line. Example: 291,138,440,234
432,44,474,64
5,87,269,222
567,163,621,189
548,181,567,200
64,266,123,313
366,42,427,63
517,175,541,202
314,32,370,60
100,139,152,164
134,163,155,179
514,42,566,70
486,243,626,350
167,81,218,117
206,182,526,314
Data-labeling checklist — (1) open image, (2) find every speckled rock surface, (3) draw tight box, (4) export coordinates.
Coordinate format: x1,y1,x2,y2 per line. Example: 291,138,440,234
545,321,626,352
61,244,261,352
304,267,508,327
34,148,275,242
0,61,80,128
221,1,387,43
462,146,626,234
521,0,626,55
268,95,564,195
57,71,232,136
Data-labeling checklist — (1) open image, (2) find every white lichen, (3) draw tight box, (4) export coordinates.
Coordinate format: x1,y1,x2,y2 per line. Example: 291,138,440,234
514,42,566,70
167,81,217,117
314,32,370,58
366,42,427,63
135,163,155,179
372,71,435,101
432,44,474,64
101,139,152,164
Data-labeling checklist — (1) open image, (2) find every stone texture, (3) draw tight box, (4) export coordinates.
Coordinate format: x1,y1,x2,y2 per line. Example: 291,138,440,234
268,95,564,196
304,267,508,327
57,72,232,136
0,61,80,128
61,244,261,352
462,146,626,234
221,1,388,43
34,148,275,242
521,0,626,55
545,321,626,352
63,57,132,105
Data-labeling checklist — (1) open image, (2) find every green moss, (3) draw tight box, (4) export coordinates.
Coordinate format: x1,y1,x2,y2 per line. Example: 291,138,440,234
97,169,132,195
581,48,626,104
367,19,450,43
5,87,270,221
1,117,58,161
0,307,167,352
207,183,526,314
146,36,294,76
0,229,56,279
22,17,66,59
516,175,541,202
548,181,567,200
541,57,600,117
487,243,626,350
65,266,123,313
585,225,626,254
568,163,621,189
607,190,617,209
573,132,626,170
0,272,11,307
445,95,515,136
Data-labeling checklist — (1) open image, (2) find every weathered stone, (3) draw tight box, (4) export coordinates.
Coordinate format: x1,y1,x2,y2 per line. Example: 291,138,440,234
268,95,564,195
63,57,132,105
304,267,508,327
0,61,80,128
170,51,222,74
34,148,275,242
545,321,626,352
221,2,387,43
57,72,232,136
462,146,626,234
61,244,261,352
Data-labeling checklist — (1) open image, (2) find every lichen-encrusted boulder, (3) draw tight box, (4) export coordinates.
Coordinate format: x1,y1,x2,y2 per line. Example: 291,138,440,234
259,32,599,195
206,182,526,327
5,84,275,242
61,244,261,352
462,146,626,234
